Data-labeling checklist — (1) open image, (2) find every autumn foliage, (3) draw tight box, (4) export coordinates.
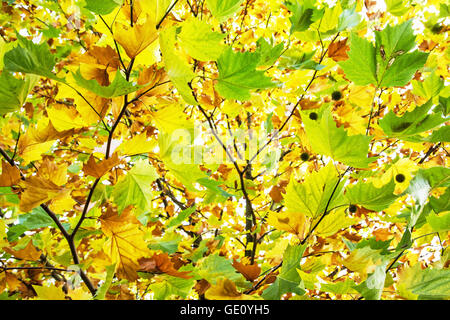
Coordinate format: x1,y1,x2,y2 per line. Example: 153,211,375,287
0,0,449,300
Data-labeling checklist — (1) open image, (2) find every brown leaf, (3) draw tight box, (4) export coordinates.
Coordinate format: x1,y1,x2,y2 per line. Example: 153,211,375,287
194,279,211,296
19,176,64,212
138,253,192,279
269,185,284,203
328,38,350,62
0,160,21,187
4,240,41,260
373,228,392,241
232,260,261,282
83,153,120,179
300,99,321,110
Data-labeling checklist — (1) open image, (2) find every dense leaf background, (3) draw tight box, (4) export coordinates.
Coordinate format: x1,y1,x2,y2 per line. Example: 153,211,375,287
0,0,448,300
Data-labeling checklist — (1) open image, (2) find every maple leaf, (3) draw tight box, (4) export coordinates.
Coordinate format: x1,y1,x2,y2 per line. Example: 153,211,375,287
232,259,261,282
0,0,448,302
100,206,151,281
83,153,120,179
138,253,192,279
3,240,41,260
19,176,65,212
0,160,20,187
327,38,350,62
205,278,253,300
114,15,158,59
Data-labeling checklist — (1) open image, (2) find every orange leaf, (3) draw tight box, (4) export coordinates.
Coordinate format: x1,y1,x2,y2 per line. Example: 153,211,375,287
0,160,20,187
328,38,350,62
138,253,192,279
232,260,261,282
83,153,120,178
373,228,392,241
4,240,41,260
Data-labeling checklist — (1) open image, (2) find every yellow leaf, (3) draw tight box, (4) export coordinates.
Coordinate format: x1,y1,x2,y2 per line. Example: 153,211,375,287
32,285,66,300
117,133,156,156
267,210,308,238
341,247,382,278
315,208,357,237
114,15,158,59
49,190,76,215
67,287,92,300
318,3,342,33
100,207,150,281
348,85,375,110
372,158,418,194
38,159,68,186
19,176,64,212
151,104,193,134
17,134,54,164
205,278,254,300
0,219,8,248
47,106,86,132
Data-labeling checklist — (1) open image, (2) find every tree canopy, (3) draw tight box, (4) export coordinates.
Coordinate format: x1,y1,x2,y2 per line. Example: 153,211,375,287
0,0,449,300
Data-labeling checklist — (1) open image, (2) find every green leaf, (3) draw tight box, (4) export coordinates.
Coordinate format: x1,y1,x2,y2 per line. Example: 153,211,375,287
215,47,276,101
158,133,206,191
302,107,375,168
178,18,225,61
284,163,346,219
437,96,450,116
417,125,450,143
430,188,450,213
375,20,428,87
337,5,360,31
285,0,317,34
41,25,61,38
379,100,449,140
4,34,63,81
340,21,428,88
18,206,59,230
353,263,388,300
398,264,450,299
149,275,195,300
339,33,377,86
72,69,140,98
197,253,243,284
94,263,116,300
148,233,182,254
159,26,197,105
413,167,450,190
378,51,429,87
412,71,444,99
407,172,432,207
345,179,398,211
205,0,244,22
262,244,307,300
255,38,284,67
320,279,357,295
278,49,322,70
385,0,409,16
0,71,35,115
426,211,450,232
166,205,197,229
112,159,157,212
85,0,122,15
